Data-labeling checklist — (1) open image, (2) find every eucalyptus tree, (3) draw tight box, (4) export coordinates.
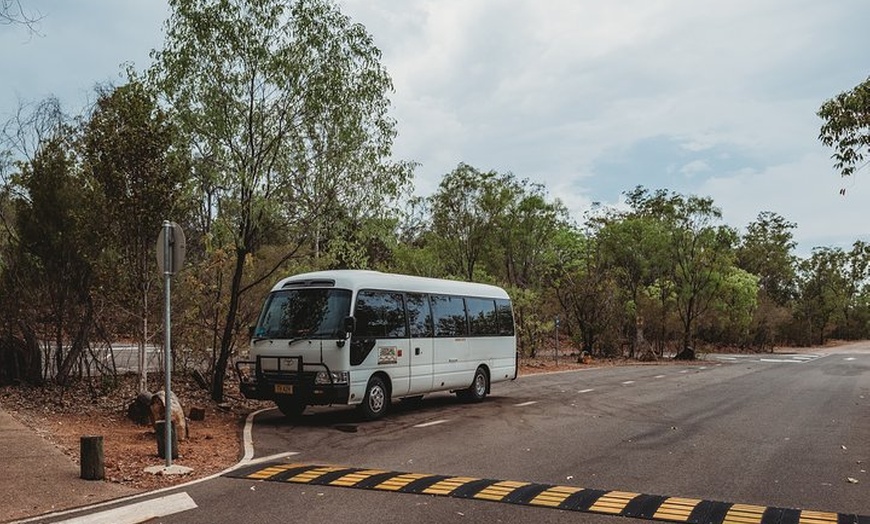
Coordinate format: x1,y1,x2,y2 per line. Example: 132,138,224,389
544,225,620,357
389,197,446,277
497,179,567,289
818,76,870,179
429,164,566,284
150,0,412,401
0,98,95,385
0,159,13,274
593,212,670,357
796,247,849,345
80,81,189,392
8,135,100,384
705,267,759,346
429,163,508,281
734,212,798,348
624,187,737,357
495,179,567,356
841,240,870,338
736,211,797,306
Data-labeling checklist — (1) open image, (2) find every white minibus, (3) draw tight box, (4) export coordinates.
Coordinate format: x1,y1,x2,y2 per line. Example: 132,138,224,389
235,270,517,419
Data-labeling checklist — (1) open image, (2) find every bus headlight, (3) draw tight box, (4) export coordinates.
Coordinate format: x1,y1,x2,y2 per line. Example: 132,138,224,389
315,371,349,385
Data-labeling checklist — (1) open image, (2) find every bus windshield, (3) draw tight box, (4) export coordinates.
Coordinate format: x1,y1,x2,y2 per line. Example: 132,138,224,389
254,288,351,340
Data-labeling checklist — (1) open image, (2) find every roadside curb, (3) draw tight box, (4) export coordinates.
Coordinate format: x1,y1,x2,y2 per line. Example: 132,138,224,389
11,407,289,524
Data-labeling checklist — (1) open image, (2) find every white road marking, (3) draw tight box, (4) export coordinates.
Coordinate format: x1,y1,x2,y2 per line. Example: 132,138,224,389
515,401,538,407
56,492,197,524
654,375,667,379
414,419,449,428
243,451,299,467
622,381,635,385
578,388,595,394
713,353,824,364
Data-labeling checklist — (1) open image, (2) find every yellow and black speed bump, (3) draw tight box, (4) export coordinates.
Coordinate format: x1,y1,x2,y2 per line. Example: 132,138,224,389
226,463,870,524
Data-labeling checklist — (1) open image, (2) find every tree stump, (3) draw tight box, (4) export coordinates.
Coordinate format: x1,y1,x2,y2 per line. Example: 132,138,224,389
80,436,105,480
189,406,206,421
155,420,179,460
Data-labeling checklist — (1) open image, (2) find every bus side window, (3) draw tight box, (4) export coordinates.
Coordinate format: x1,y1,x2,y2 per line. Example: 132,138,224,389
495,299,515,336
406,293,433,338
355,291,408,339
431,295,468,337
466,298,498,336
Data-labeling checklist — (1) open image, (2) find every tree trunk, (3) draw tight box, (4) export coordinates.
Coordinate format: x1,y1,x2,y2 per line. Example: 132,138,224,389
56,298,94,385
211,248,247,402
138,279,148,393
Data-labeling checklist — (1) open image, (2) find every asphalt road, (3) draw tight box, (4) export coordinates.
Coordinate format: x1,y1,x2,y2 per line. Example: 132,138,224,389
38,345,870,523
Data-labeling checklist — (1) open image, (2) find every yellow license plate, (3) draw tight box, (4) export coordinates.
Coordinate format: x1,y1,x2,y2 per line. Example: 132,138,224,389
274,384,294,394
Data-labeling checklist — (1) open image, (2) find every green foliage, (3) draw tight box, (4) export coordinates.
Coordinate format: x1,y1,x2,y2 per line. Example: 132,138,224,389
425,163,568,355
706,267,760,345
542,225,621,356
429,163,506,281
5,6,870,390
5,133,99,384
795,247,849,345
593,210,670,356
818,76,870,178
78,81,192,390
737,211,797,306
623,186,738,352
149,0,412,400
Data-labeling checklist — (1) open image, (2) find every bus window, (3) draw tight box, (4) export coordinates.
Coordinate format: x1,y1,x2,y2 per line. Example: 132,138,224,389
466,298,498,336
255,288,351,339
355,291,408,338
406,293,433,338
496,299,515,336
431,295,468,337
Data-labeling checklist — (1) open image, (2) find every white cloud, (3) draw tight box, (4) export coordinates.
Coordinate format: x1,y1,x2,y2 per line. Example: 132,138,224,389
700,151,870,255
3,0,869,252
680,160,711,177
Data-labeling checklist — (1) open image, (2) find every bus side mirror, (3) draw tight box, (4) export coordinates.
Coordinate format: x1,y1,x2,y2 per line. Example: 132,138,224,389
343,316,356,337
336,316,355,348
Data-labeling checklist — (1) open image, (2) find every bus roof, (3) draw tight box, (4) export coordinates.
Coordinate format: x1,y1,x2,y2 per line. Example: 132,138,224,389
270,270,510,300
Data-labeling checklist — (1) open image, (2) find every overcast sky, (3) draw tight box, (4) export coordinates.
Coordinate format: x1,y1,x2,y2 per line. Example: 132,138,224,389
2,1,868,255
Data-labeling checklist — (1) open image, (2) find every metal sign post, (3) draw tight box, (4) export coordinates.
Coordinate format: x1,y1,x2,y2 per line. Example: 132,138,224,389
155,221,185,469
162,221,173,467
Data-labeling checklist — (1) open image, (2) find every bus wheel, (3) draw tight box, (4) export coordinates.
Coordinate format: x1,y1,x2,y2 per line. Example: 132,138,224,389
460,367,488,403
359,376,389,420
276,398,306,418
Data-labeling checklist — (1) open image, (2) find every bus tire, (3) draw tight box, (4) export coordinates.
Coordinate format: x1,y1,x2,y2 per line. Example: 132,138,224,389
276,398,306,418
460,366,488,403
359,375,390,420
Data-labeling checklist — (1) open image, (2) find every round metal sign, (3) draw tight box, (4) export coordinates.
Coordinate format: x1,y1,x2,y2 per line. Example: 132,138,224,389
156,222,186,275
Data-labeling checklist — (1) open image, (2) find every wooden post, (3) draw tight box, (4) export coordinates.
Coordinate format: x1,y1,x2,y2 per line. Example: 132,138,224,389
155,420,178,459
189,406,206,421
80,436,104,480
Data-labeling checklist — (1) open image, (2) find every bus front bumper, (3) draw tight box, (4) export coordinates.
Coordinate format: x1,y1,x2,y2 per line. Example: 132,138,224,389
235,360,350,406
